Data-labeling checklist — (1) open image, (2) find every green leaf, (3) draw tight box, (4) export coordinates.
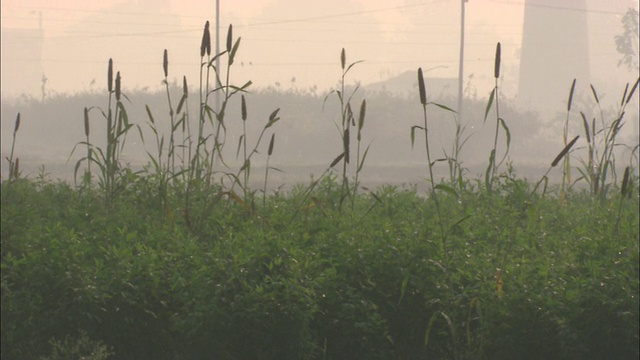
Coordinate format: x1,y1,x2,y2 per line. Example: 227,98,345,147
345,60,364,76
424,312,439,349
484,88,495,124
398,272,410,307
410,125,424,149
435,184,459,198
497,117,511,166
432,103,456,113
236,134,245,158
357,144,371,173
485,149,495,192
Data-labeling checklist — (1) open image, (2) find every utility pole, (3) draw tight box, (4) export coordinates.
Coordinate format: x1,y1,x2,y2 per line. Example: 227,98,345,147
457,0,467,122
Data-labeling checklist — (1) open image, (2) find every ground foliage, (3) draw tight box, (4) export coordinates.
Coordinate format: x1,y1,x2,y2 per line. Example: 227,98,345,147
1,171,638,359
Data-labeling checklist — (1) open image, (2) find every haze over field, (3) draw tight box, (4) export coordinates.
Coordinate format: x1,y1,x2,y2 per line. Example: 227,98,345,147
1,0,638,184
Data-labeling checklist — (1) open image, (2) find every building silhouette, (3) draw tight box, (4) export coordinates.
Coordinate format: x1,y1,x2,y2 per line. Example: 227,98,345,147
517,0,591,112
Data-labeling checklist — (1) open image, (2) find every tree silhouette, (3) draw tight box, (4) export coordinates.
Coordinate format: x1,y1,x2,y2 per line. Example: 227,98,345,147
615,7,639,72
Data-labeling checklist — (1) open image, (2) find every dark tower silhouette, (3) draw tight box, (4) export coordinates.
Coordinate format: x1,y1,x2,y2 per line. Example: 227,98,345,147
518,0,591,112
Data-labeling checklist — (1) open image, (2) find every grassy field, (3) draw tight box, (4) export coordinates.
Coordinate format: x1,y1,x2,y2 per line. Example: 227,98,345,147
1,24,639,359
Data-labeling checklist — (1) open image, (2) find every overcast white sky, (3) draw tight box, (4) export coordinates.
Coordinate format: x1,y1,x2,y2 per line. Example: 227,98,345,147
1,0,637,98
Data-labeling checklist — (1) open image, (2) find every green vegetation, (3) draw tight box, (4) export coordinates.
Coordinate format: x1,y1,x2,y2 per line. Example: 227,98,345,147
2,23,639,360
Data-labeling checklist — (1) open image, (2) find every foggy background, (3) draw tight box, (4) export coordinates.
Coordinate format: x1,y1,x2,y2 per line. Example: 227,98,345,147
2,0,638,188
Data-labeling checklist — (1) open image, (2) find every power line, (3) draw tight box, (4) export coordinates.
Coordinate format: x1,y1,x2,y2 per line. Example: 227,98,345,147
484,0,631,15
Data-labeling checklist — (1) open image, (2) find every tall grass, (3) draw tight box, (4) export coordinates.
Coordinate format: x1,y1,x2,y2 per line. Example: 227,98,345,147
323,48,366,210
576,78,639,200
5,113,21,182
411,67,459,253
561,78,577,204
71,59,137,203
484,42,511,193
441,111,472,191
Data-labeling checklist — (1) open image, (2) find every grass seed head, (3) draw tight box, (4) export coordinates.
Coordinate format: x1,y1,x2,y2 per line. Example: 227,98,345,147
551,135,579,167
183,76,188,97
625,77,639,104
163,49,168,78
343,127,350,164
418,68,427,105
494,42,501,79
341,48,346,70
84,107,90,137
200,21,211,57
107,59,113,93
330,152,345,168
268,133,275,156
14,113,20,134
358,99,366,131
567,79,576,111
115,71,121,101
620,83,629,106
621,166,630,197
241,95,247,121
226,24,233,53
590,84,600,104
580,112,591,144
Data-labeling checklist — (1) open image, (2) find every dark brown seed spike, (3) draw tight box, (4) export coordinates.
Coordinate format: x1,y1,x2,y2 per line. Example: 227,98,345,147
107,59,113,93
268,133,275,156
330,153,345,168
621,166,630,197
620,83,629,107
418,68,427,105
358,99,366,131
200,21,211,57
183,76,188,97
14,113,20,133
163,49,168,78
590,84,599,104
494,42,501,79
226,24,233,53
84,107,90,137
344,127,350,164
580,112,591,144
551,135,579,167
241,95,247,121
567,79,576,112
115,71,121,101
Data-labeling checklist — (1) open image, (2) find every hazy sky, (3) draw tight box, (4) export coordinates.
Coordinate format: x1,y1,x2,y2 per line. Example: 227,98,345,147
1,0,637,98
